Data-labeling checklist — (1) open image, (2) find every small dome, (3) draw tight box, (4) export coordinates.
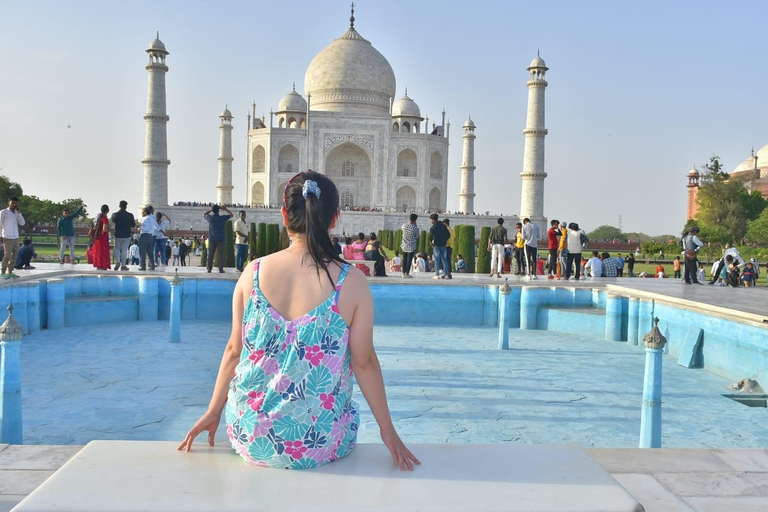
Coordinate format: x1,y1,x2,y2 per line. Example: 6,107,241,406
148,37,167,53
463,115,475,129
392,92,421,118
687,168,699,176
220,107,232,118
528,54,547,70
278,88,307,113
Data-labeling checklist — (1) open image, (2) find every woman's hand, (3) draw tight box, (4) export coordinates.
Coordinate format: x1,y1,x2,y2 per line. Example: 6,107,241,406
380,426,420,471
177,410,221,452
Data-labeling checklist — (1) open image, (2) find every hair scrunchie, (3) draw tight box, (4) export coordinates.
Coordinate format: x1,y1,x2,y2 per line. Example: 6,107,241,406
302,180,321,199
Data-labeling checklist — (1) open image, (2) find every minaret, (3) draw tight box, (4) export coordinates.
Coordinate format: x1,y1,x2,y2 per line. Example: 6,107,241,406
686,167,700,220
459,116,476,214
216,106,234,205
519,52,548,223
142,33,170,207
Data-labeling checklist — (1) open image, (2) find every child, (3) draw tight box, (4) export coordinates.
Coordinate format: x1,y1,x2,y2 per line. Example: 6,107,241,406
390,249,402,273
673,256,681,279
696,262,705,284
455,254,467,273
741,262,756,288
656,264,665,278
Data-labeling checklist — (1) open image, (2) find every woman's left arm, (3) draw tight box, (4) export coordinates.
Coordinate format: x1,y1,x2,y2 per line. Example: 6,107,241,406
178,267,249,451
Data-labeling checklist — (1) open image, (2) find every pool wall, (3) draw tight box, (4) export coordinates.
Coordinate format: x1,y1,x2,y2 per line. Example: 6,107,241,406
4,275,766,385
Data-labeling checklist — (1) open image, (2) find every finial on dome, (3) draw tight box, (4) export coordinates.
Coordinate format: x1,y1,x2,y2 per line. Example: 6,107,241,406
404,86,408,97
292,81,296,92
350,2,355,28
157,30,160,39
537,48,540,57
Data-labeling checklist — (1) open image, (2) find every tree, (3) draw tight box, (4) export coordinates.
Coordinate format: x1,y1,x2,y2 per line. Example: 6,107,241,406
477,226,491,274
224,219,235,267
451,225,464,268
746,206,768,245
459,225,476,273
21,195,87,234
248,222,258,259
394,229,402,254
0,175,23,205
587,225,623,241
418,230,427,254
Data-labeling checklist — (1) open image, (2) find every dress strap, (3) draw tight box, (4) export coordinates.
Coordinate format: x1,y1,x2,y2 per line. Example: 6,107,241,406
252,258,262,287
334,263,350,293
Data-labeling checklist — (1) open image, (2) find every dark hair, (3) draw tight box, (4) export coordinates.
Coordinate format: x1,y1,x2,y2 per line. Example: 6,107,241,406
156,211,162,219
100,204,109,213
283,170,344,285
429,213,439,221
332,236,339,244
409,213,418,222
119,200,128,208
523,217,530,223
568,222,579,230
515,222,522,228
457,254,463,258
497,217,504,225
601,252,610,259
369,232,377,240
345,236,352,245
239,210,246,216
592,250,599,257
395,249,400,256
443,218,450,225
8,196,18,202
551,219,559,226
725,255,734,263
212,204,220,213
358,232,365,241
23,238,32,246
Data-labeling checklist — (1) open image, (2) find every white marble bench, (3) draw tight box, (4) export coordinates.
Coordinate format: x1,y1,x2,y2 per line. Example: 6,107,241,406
13,441,643,512
341,257,377,273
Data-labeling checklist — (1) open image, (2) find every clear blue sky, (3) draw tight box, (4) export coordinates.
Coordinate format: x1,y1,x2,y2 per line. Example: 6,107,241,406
0,0,764,235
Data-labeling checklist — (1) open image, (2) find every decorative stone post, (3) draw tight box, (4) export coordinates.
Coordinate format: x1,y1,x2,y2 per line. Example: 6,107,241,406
639,317,667,448
604,293,623,341
498,279,511,350
0,305,24,444
168,269,182,343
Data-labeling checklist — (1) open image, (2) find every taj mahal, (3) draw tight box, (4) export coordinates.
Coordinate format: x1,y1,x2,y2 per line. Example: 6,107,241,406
143,6,550,234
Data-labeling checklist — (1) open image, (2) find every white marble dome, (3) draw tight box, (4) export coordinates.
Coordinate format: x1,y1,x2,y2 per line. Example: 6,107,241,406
392,93,420,118
732,144,768,175
278,88,307,112
220,106,232,118
148,37,167,53
528,55,547,69
304,26,396,114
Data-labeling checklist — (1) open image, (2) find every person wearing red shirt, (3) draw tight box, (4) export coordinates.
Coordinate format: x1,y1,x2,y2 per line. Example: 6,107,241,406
546,219,560,279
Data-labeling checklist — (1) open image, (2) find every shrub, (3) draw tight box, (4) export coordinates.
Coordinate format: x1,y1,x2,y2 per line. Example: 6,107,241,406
257,222,267,257
418,230,427,254
451,225,463,268
266,224,280,255
394,229,402,252
200,239,207,267
249,222,257,259
459,225,476,273
224,219,235,268
477,226,491,274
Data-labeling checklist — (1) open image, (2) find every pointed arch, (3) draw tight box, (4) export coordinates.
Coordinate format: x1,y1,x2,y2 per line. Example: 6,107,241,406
392,122,399,132
278,144,299,174
251,181,264,206
396,185,417,211
299,119,306,129
397,148,418,177
341,190,354,208
401,121,410,133
429,187,441,210
430,151,443,179
252,145,265,173
287,117,297,129
277,181,290,203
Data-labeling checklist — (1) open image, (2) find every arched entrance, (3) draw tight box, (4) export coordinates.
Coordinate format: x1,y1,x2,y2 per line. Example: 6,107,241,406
278,144,299,174
251,182,264,206
325,142,372,207
429,187,441,211
396,185,417,211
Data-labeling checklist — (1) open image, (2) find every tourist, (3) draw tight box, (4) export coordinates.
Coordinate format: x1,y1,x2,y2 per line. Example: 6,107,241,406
455,254,467,273
172,241,180,266
741,261,757,287
154,211,171,266
352,233,370,276
342,236,354,261
601,252,620,278
203,204,233,273
14,238,36,269
673,256,681,279
332,236,342,256
111,200,135,271
522,218,540,280
488,217,507,278
442,219,454,279
429,213,451,280
364,232,389,277
546,219,560,279
725,256,740,287
680,226,704,285
0,197,25,279
178,170,419,471
91,204,111,271
57,202,85,265
697,262,705,283
180,239,189,266
138,205,159,271
558,221,568,278
413,253,426,273
390,249,402,273
750,258,760,280
656,263,665,278
565,222,585,281
233,211,249,272
400,213,419,278
86,242,94,264
616,253,625,277
626,252,635,277
513,222,524,275
129,240,140,265
585,250,602,278
709,243,745,285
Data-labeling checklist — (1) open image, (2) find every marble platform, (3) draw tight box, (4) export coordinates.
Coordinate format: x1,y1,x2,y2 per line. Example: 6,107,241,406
11,441,642,512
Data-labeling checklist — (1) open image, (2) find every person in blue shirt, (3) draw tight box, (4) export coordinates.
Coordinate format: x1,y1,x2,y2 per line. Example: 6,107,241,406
56,203,85,264
14,238,37,269
203,204,233,273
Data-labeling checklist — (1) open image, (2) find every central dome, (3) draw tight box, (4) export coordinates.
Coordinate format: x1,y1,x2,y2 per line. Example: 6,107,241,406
304,26,396,115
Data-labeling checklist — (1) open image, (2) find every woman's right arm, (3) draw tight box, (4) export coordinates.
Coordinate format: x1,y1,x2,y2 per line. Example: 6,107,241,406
346,274,420,470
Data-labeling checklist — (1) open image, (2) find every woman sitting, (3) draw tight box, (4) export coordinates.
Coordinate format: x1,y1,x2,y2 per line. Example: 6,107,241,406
352,232,370,276
390,249,402,273
365,232,390,277
342,236,354,261
178,170,419,471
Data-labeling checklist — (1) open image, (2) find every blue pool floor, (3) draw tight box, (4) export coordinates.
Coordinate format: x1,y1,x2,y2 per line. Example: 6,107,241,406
17,321,768,448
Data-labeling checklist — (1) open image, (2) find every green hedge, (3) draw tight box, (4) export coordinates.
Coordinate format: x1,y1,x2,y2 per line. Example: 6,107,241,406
224,219,235,268
458,225,476,273
200,240,207,267
477,226,491,274
249,222,257,259
394,229,402,254
266,224,280,255
418,230,427,254
257,222,267,257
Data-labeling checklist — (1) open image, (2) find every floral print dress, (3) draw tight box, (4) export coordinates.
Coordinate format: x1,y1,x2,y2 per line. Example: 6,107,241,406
225,259,359,469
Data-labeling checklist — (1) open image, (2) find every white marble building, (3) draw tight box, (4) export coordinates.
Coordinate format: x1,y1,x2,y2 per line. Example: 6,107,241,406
246,11,450,213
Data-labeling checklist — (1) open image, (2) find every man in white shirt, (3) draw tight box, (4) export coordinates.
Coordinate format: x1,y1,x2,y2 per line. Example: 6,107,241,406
233,211,249,272
0,197,25,279
585,251,603,278
521,218,541,279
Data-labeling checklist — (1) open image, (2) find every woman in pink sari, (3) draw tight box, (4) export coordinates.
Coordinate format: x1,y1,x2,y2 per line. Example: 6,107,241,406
342,236,355,261
352,232,370,276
